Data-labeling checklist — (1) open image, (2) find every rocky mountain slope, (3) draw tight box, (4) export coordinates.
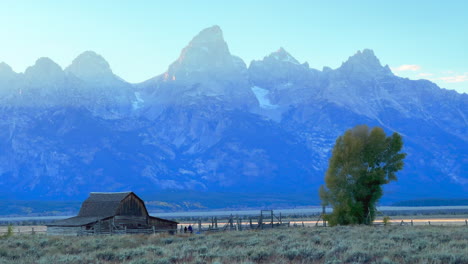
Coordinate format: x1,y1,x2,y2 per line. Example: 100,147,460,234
0,26,466,203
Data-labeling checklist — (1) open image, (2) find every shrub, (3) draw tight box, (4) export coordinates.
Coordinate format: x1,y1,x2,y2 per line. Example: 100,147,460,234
0,248,8,258
0,225,13,239
345,251,371,263
283,248,299,260
96,250,117,261
249,247,272,261
128,259,152,264
154,257,171,264
162,238,174,244
40,254,89,264
6,226,13,237
0,225,466,263
143,245,165,256
383,216,391,226
117,248,146,261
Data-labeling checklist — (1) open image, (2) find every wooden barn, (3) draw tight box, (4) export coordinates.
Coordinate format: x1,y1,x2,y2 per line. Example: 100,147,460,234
47,192,178,236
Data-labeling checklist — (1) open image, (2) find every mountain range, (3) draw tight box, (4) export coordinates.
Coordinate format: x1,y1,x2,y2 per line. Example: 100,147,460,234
0,25,466,205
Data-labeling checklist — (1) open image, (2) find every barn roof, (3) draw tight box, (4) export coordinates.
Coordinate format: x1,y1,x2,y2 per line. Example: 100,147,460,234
78,192,133,217
149,216,178,224
47,192,133,227
47,216,111,227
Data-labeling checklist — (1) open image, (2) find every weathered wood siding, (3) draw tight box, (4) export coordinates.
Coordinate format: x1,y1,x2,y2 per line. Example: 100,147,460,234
149,217,177,230
116,194,147,217
114,215,147,228
90,218,113,232
47,226,81,236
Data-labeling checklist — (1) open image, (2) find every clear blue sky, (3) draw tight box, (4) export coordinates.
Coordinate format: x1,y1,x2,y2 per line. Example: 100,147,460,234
1,0,467,93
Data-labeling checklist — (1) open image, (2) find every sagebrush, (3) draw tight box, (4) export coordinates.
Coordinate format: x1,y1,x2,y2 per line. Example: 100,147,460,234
0,225,466,264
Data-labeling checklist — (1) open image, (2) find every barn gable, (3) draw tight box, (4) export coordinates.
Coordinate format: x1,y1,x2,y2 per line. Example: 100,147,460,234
115,192,149,217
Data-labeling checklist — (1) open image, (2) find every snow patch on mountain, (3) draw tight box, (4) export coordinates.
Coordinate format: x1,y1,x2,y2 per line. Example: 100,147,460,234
132,91,144,110
251,86,278,109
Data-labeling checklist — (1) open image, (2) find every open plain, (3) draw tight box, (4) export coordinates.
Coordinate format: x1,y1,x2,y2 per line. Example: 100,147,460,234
0,225,466,264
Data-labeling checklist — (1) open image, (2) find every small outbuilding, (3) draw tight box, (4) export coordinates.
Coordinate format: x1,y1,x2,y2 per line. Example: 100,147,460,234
47,192,178,236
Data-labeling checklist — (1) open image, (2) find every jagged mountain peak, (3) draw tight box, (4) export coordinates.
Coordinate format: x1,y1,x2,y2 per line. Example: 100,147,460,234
65,51,114,81
29,57,62,70
0,62,17,84
190,25,224,45
24,57,64,80
338,49,393,77
0,62,14,75
345,49,380,66
180,25,229,59
268,47,300,65
249,47,303,70
165,25,245,82
0,62,12,71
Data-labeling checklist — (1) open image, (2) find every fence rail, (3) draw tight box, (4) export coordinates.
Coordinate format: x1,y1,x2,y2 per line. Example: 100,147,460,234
0,226,46,235
77,226,177,236
177,211,468,234
1,213,467,236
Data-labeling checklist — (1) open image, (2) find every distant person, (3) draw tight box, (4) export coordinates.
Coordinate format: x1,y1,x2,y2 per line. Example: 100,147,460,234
188,225,193,234
184,226,187,233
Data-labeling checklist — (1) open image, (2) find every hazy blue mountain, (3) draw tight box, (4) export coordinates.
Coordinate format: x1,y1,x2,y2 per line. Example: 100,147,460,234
0,26,466,206
138,25,257,116
65,51,136,118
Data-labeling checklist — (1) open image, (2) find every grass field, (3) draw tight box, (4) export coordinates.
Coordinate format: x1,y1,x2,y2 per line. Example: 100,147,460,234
0,225,466,264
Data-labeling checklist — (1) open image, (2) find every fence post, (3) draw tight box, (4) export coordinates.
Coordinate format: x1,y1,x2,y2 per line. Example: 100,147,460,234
465,220,467,226
152,226,156,234
214,217,218,229
31,227,35,235
271,211,274,228
411,220,413,226
198,219,202,232
428,221,431,225
259,213,263,229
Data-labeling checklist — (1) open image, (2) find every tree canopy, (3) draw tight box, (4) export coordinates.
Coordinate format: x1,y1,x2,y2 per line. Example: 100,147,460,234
319,125,406,226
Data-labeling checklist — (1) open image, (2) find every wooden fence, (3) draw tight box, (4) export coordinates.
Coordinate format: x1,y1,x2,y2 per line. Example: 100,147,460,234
77,226,177,236
0,226,47,235
1,212,467,236
178,210,300,234
177,210,468,234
